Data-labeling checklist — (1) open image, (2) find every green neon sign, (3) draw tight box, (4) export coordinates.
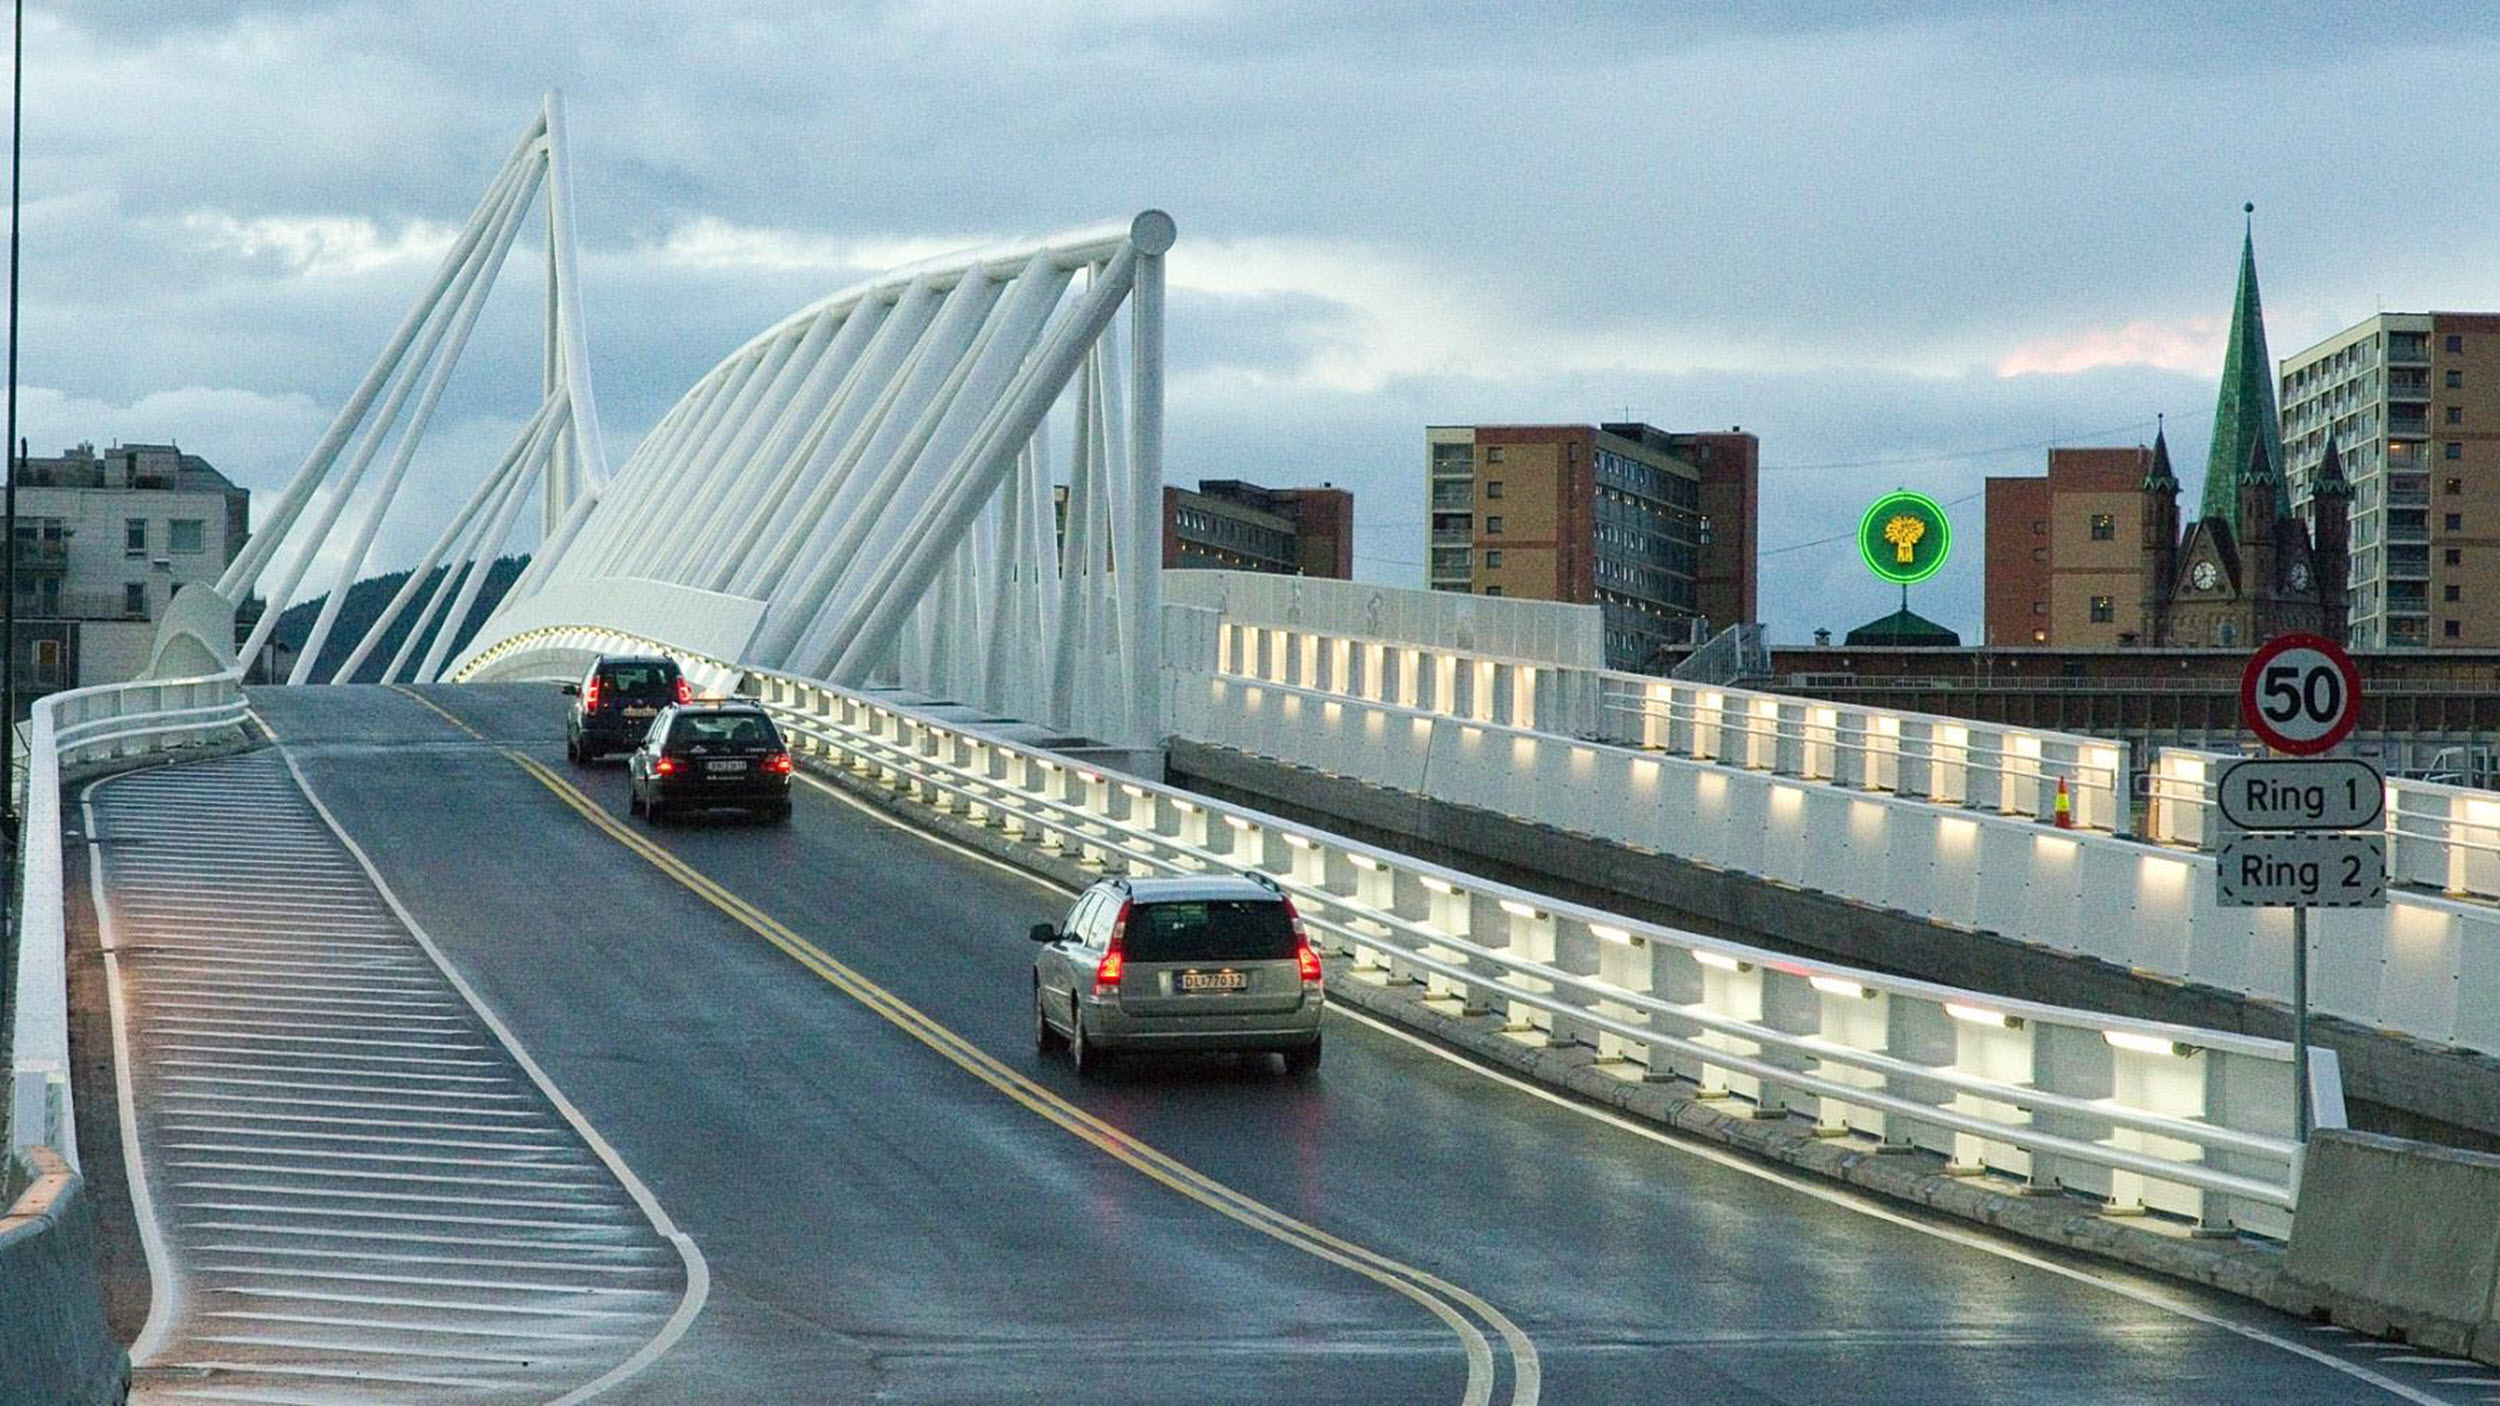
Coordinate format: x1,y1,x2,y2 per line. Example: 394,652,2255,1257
1858,491,1952,585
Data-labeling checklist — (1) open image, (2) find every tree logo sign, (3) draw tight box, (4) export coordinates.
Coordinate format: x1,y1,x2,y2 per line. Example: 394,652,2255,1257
1858,491,1952,585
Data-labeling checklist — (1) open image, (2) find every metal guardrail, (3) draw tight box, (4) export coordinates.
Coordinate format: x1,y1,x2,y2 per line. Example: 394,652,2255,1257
8,668,249,1168
2150,746,2500,906
460,623,2329,1238
1213,621,2133,835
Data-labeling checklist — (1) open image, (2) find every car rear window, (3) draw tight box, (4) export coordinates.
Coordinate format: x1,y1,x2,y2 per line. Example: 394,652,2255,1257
1126,900,1296,963
666,712,779,750
600,662,678,698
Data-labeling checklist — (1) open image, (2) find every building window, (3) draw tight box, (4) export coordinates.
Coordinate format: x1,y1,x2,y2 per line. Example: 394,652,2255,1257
1485,446,1504,464
1484,549,1502,568
2448,334,2466,353
2031,601,2047,616
2447,548,2464,566
2447,513,2464,531
2449,406,2465,425
2449,477,2464,495
2446,584,2462,602
123,582,146,617
1482,585,1503,597
2031,628,2047,643
124,518,147,556
2449,370,2465,389
2088,595,2114,623
2447,442,2464,460
1485,480,1504,499
2031,520,2046,535
169,519,206,554
2446,619,2463,638
2031,547,2047,563
1484,515,1503,535
2089,512,2115,540
33,637,58,685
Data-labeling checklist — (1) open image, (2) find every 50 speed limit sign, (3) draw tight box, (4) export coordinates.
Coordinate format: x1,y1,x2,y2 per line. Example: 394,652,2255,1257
2239,632,2362,756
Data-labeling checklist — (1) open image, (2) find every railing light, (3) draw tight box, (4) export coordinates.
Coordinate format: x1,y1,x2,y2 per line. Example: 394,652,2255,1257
2104,1030,2196,1057
1222,815,1254,831
1420,876,1457,894
1809,975,1868,999
1174,799,1198,813
1120,783,1148,799
1348,854,1382,871
1497,899,1542,920
1590,923,1632,945
1282,833,1315,849
1693,950,1747,973
1946,1002,2022,1029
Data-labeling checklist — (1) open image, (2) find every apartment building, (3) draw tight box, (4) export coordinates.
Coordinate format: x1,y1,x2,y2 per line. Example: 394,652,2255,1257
2280,311,2500,648
8,441,250,701
1162,479,1353,578
1424,422,1757,671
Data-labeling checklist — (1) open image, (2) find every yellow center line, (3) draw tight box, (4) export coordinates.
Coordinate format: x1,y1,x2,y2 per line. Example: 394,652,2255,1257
389,685,491,742
499,745,1523,1404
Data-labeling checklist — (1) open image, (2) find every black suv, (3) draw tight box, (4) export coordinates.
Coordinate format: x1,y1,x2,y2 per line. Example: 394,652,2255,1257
562,655,687,762
627,702,795,825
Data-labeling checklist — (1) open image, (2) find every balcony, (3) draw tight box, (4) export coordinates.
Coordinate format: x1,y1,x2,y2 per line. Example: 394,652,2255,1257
9,539,67,572
2388,484,2431,508
2388,515,2430,545
1429,483,1474,510
2388,336,2431,367
2389,370,2432,400
2389,411,2431,437
2386,546,2431,579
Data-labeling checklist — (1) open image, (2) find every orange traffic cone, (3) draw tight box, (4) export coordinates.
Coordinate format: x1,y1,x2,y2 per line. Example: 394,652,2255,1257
2054,775,2074,829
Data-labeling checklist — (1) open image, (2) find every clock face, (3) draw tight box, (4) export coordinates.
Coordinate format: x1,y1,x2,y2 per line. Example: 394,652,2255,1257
2191,560,2220,591
2288,560,2312,591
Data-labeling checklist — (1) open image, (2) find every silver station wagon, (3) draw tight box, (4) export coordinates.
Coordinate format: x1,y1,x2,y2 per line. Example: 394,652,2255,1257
1031,874,1325,1077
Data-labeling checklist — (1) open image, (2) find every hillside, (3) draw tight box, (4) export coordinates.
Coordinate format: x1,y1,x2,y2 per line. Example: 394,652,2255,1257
268,555,530,683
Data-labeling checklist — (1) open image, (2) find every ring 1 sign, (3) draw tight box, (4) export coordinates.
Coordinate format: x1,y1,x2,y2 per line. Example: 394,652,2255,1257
2239,632,2362,756
1857,491,1952,586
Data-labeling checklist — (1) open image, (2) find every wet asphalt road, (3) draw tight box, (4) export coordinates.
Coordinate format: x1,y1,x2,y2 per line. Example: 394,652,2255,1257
227,682,2488,1405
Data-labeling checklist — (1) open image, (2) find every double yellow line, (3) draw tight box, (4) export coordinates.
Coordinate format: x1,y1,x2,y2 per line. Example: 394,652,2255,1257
389,686,1538,1405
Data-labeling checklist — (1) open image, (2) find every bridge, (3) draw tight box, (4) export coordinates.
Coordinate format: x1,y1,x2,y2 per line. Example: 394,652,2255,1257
8,99,2500,1404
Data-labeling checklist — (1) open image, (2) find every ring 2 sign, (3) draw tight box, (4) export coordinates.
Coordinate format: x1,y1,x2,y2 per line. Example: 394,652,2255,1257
2238,632,2362,757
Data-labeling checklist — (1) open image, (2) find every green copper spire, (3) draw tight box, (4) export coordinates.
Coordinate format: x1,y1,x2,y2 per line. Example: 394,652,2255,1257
2198,204,2290,528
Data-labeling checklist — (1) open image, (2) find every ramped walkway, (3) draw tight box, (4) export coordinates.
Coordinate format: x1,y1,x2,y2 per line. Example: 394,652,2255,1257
83,749,700,1404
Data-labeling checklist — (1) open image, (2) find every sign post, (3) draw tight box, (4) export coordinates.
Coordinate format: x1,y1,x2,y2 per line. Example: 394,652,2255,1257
2225,633,2378,1142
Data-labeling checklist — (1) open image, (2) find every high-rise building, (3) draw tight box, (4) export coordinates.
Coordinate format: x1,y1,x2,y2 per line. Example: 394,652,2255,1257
1423,422,1757,671
8,441,251,702
2280,311,2500,648
1160,479,1353,578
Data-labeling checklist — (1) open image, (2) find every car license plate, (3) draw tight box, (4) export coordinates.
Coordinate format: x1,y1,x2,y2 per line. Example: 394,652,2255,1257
704,759,747,774
1176,969,1248,993
623,706,657,718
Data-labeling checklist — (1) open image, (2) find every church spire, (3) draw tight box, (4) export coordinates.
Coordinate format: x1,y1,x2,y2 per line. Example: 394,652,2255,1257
2142,414,2179,492
2197,203,2290,530
2312,431,2353,500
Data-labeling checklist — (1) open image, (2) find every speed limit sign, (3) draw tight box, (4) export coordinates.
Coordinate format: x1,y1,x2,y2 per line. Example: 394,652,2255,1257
2239,632,2362,756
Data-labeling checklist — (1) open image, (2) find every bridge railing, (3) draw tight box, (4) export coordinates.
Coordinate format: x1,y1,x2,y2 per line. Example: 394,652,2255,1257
9,669,250,1167
2150,746,2500,905
1213,621,2133,835
462,622,2326,1239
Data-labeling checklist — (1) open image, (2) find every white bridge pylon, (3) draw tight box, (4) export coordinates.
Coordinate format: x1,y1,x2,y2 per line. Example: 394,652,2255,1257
207,93,608,686
468,209,1176,748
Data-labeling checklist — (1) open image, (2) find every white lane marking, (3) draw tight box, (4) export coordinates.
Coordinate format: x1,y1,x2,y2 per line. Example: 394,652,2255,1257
1331,1005,2454,1405
277,740,711,1405
160,1075,530,1099
207,1286,661,1320
172,1161,609,1192
2433,1378,2500,1385
162,1092,548,1119
164,1361,529,1391
87,777,181,1366
159,1059,510,1082
201,1310,633,1343
198,1266,676,1296
181,1203,642,1233
157,1032,491,1053
200,1248,670,1276
158,1046,499,1068
176,1186,633,1220
189,1333,566,1366
162,1108,559,1135
149,1002,465,1022
189,1223,675,1255
173,1144,597,1171
163,1124,577,1151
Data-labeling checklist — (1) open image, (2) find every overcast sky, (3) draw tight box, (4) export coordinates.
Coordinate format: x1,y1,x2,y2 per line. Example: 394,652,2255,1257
23,1,2500,642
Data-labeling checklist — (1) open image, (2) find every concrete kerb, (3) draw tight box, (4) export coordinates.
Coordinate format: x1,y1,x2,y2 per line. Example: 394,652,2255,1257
0,1146,132,1406
796,746,2289,1308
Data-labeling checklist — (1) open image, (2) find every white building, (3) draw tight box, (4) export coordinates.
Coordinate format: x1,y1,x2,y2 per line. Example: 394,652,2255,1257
11,442,249,698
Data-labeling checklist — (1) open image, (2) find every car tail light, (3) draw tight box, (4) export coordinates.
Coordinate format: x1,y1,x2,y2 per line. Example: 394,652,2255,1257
762,752,793,775
1095,900,1131,994
584,676,602,712
653,755,679,776
675,677,691,704
1285,897,1322,984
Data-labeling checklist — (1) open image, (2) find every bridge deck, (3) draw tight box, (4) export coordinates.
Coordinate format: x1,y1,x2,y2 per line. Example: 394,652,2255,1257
69,682,2495,1403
